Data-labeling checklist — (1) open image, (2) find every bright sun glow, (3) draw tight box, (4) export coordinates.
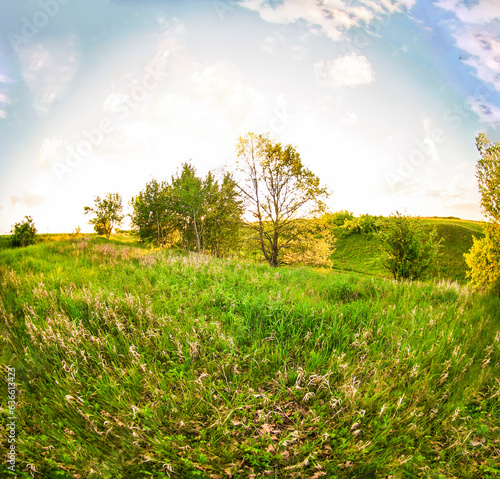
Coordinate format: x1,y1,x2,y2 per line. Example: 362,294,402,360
1,0,500,233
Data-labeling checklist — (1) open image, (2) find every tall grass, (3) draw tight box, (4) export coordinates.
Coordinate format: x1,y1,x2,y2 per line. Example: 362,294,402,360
1,237,499,478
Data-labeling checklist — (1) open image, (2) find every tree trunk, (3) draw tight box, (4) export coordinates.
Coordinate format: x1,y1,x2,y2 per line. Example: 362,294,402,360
193,211,201,253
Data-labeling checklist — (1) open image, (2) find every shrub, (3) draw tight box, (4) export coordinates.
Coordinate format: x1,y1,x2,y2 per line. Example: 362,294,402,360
379,212,442,281
326,210,354,227
464,223,500,295
342,214,383,235
10,216,37,247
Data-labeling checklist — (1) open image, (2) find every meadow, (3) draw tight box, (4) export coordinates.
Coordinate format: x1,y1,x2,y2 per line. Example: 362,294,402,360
0,227,499,478
330,217,485,283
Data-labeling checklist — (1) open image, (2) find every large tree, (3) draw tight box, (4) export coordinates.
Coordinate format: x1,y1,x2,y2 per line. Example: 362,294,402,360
235,132,330,267
84,193,124,239
464,134,500,295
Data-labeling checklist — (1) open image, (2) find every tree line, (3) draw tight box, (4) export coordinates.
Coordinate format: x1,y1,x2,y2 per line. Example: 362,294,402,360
83,132,335,267
6,132,500,294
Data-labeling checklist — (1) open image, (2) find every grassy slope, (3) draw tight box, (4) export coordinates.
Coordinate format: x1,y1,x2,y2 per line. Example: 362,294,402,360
331,218,485,283
1,237,499,478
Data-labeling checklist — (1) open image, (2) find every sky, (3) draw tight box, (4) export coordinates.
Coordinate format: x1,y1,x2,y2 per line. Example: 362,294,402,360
0,0,499,234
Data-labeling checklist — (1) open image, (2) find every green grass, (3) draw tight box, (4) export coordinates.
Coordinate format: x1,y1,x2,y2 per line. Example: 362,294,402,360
330,231,387,277
331,217,485,283
1,237,499,478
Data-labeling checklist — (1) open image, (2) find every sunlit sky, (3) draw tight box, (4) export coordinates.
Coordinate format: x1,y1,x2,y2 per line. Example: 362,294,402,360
1,0,500,233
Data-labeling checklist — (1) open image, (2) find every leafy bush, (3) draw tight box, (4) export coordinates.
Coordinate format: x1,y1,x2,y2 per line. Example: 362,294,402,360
379,212,442,280
342,214,382,235
325,210,354,227
281,217,336,267
464,223,500,295
10,216,37,247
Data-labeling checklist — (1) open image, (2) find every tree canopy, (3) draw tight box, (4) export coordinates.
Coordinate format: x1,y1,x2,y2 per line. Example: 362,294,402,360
10,216,37,247
84,193,124,239
465,134,500,295
379,212,442,281
235,132,330,267
130,179,175,246
476,133,500,224
130,163,243,256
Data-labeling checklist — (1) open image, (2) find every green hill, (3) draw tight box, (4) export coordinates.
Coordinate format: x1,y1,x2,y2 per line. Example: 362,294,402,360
331,217,485,283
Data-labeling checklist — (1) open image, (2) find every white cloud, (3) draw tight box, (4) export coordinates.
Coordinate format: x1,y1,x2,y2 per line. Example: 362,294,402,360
421,115,441,163
456,29,500,89
238,0,414,42
468,97,500,125
314,52,374,88
11,191,46,209
435,0,500,24
261,31,285,53
435,0,500,124
16,37,79,114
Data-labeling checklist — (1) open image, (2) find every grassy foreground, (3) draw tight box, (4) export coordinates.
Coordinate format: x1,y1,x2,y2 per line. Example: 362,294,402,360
1,237,500,478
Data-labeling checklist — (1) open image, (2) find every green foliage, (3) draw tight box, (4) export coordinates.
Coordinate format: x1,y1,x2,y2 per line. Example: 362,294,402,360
1,239,499,478
9,215,37,247
281,217,336,267
202,171,244,257
130,178,175,246
170,162,206,252
325,210,354,227
379,212,443,281
465,134,500,295
342,213,383,235
83,193,124,239
236,132,330,267
465,223,500,295
130,164,243,255
476,133,500,224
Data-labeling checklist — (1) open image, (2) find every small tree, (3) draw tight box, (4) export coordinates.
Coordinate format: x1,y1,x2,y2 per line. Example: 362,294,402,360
379,212,442,281
10,216,37,247
465,134,500,295
84,193,124,239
